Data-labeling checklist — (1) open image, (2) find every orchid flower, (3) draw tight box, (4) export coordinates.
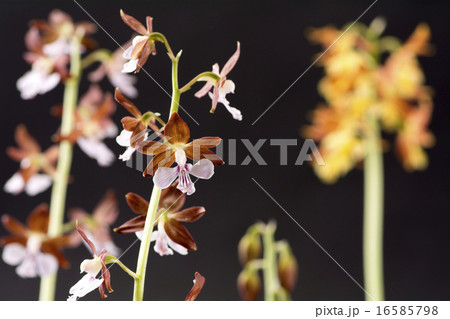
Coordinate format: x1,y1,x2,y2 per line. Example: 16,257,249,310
68,224,113,301
31,9,97,57
58,85,117,167
138,112,223,183
1,204,76,278
88,43,138,98
69,191,121,257
114,88,161,150
114,183,205,256
17,27,68,100
120,10,157,73
195,42,242,120
4,125,59,196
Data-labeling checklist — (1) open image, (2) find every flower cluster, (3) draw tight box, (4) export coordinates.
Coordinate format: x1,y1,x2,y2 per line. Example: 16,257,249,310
302,20,435,183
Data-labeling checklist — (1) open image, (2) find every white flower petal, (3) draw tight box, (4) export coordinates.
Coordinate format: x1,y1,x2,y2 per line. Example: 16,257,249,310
136,230,144,240
189,159,214,180
80,257,102,277
25,174,53,196
104,122,118,138
35,253,58,277
224,104,243,121
40,73,61,95
16,255,38,278
17,71,42,100
177,169,196,195
42,38,71,56
111,73,138,98
68,274,104,300
77,137,115,167
152,228,173,256
122,45,133,59
116,129,132,147
166,236,188,255
119,147,135,161
153,166,179,189
221,79,235,94
4,172,25,195
2,243,27,266
122,59,139,73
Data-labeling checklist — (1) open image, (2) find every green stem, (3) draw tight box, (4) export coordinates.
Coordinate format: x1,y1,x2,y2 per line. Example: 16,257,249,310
105,255,139,280
262,221,279,301
132,48,181,301
39,33,83,301
133,186,162,301
179,71,220,94
363,116,385,301
81,49,112,69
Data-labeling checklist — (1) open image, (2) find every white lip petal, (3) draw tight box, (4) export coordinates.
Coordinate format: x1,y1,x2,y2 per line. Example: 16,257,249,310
122,45,134,59
189,159,214,180
77,137,115,167
2,243,27,266
166,236,188,255
24,174,53,196
16,255,38,278
116,129,132,147
35,253,59,277
153,166,179,189
4,172,25,195
122,59,139,74
111,73,138,98
68,273,104,300
40,73,61,95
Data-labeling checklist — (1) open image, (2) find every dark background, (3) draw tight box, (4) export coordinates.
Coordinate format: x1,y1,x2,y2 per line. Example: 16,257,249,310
0,0,449,301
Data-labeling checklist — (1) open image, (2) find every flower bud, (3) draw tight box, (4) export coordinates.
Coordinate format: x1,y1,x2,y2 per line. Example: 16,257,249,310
238,225,261,265
277,242,298,293
237,267,261,301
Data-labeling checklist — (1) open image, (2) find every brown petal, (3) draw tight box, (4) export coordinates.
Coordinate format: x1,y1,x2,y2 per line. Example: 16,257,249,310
47,232,81,249
100,251,114,294
146,16,154,34
15,124,41,154
137,140,169,155
92,93,116,122
26,203,49,233
126,192,149,215
221,41,240,76
121,116,140,131
44,145,59,165
1,215,27,237
113,215,146,234
185,272,206,301
159,183,185,212
164,113,190,145
120,10,147,35
115,88,142,117
188,137,222,149
41,242,70,268
93,190,119,226
130,37,147,60
137,41,151,70
164,219,196,251
6,147,27,162
170,207,205,223
185,147,224,165
143,150,175,177
0,236,27,246
76,222,97,256
130,122,148,147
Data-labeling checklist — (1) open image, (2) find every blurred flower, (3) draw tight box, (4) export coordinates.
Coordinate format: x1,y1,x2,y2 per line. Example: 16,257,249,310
303,21,434,183
68,224,113,301
58,85,117,166
120,10,157,73
4,125,59,196
1,204,76,278
31,9,97,57
138,112,223,186
195,42,242,120
69,190,120,257
17,27,68,100
237,267,261,301
185,272,206,301
277,242,298,293
114,183,205,256
88,44,138,98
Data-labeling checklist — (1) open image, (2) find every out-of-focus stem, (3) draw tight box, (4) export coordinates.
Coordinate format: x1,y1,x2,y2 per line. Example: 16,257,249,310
363,116,385,301
39,32,83,301
262,221,279,301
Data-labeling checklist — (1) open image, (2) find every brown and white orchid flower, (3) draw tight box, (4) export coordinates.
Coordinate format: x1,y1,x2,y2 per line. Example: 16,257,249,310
195,42,242,120
114,183,205,256
4,125,59,196
59,85,117,166
69,190,120,257
1,204,76,278
68,224,113,301
88,42,138,98
114,88,161,161
31,9,97,57
138,112,223,194
17,27,69,100
120,10,157,73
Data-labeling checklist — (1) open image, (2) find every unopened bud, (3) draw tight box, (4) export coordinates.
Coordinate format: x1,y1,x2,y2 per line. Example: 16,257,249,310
238,225,261,265
277,242,298,293
237,267,261,301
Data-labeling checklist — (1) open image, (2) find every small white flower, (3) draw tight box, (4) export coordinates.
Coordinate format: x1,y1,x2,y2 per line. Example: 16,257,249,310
116,129,148,161
2,236,58,278
67,256,104,301
121,36,147,74
153,149,214,195
208,79,242,121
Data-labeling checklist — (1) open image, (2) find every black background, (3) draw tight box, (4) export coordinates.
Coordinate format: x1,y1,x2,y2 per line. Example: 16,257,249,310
0,0,449,301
